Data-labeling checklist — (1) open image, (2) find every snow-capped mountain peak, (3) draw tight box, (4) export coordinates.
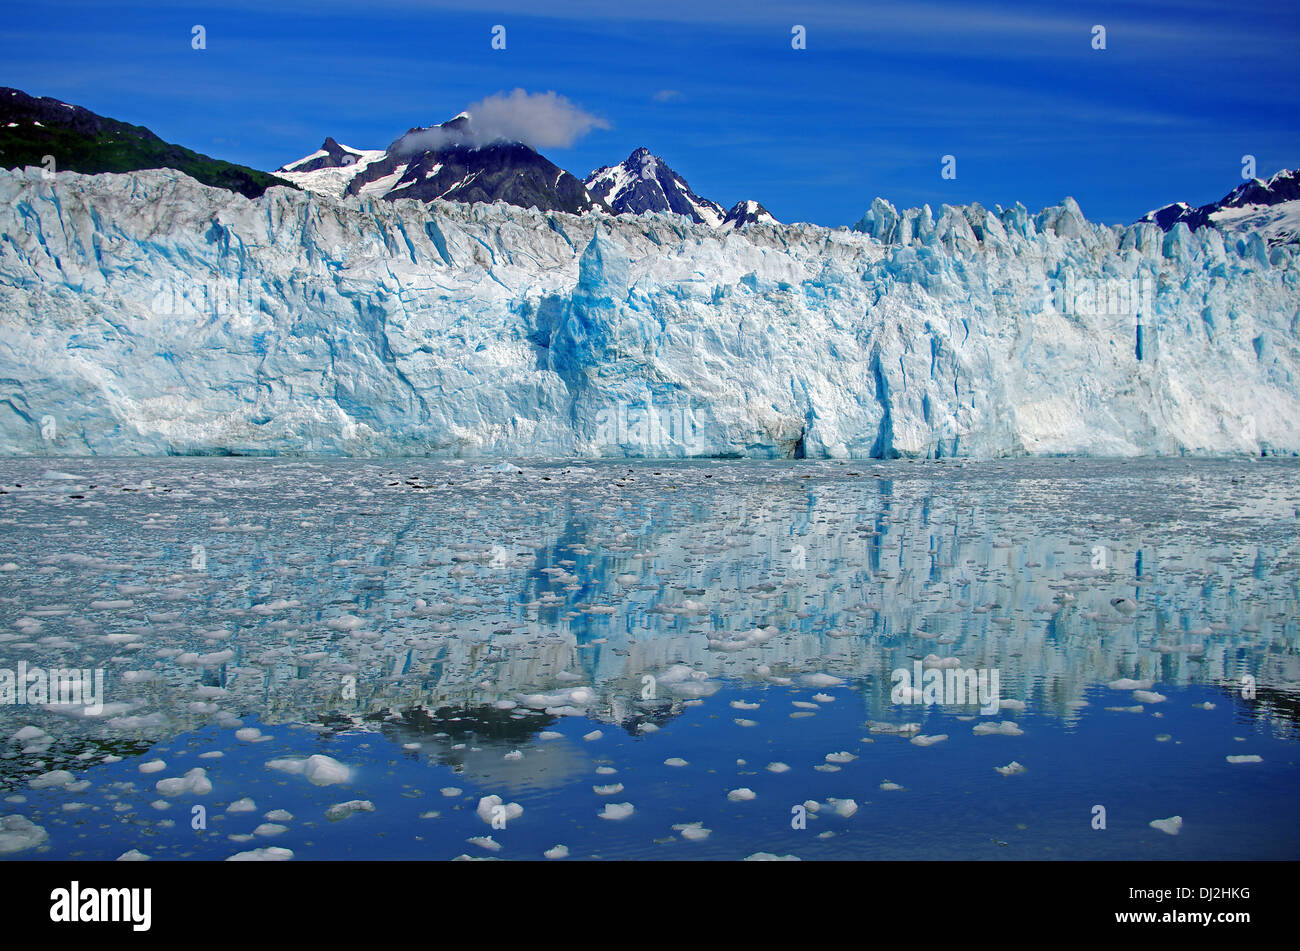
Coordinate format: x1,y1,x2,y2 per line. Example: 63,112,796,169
585,148,724,226
277,137,372,173
1139,167,1300,246
276,114,604,214
721,199,777,229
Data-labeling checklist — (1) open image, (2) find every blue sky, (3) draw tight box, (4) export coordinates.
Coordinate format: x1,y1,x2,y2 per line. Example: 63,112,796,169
3,0,1298,226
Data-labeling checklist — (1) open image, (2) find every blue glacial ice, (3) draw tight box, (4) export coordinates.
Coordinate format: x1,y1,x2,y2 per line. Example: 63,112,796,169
0,167,1297,457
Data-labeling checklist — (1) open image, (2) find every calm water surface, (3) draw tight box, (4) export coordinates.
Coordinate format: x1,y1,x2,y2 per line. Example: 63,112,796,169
0,457,1296,860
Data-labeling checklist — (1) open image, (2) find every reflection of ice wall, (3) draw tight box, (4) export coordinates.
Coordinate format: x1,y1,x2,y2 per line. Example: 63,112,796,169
1,458,1295,780
1,168,1298,458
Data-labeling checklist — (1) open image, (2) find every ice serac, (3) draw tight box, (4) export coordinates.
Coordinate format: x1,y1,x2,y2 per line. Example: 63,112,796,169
0,166,1297,458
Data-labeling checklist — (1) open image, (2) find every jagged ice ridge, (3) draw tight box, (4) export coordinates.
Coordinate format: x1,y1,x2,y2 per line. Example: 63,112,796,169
0,167,1297,458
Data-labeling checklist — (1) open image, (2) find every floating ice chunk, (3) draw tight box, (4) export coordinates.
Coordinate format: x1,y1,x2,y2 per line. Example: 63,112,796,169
468,835,502,851
476,795,523,825
734,718,758,727
767,762,790,773
911,734,949,746
254,823,288,837
879,781,904,791
29,770,74,789
745,852,800,861
304,753,351,784
325,614,365,631
116,849,150,861
1105,705,1144,713
226,798,257,813
1226,755,1262,764
266,754,351,786
999,699,1027,712
730,700,760,710
801,673,845,688
236,727,271,742
825,751,857,763
812,693,835,703
593,783,624,796
544,844,569,859
709,626,778,652
1108,678,1154,690
673,821,712,841
326,800,375,821
1149,816,1182,836
0,815,47,854
868,722,921,735
440,787,462,797
138,760,167,774
831,798,859,817
265,809,293,822
973,722,1023,736
727,788,757,802
995,761,1027,776
922,654,962,669
504,750,523,760
1133,690,1167,704
539,731,563,741
583,730,603,742
599,802,635,820
518,685,594,711
227,846,293,861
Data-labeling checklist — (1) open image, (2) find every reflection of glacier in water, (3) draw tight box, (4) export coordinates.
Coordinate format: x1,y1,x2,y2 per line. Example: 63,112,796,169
0,457,1297,859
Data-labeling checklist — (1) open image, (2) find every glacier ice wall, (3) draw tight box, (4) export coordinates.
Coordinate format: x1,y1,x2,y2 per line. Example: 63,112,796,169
0,166,1297,458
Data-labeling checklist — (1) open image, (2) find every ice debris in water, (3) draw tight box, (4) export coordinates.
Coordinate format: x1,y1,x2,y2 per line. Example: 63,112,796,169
1149,816,1183,836
155,768,211,797
476,795,523,824
672,821,712,841
973,722,1024,736
227,846,294,861
0,815,48,854
266,754,351,786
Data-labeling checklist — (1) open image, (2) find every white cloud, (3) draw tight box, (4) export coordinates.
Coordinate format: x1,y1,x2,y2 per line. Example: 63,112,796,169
397,89,609,153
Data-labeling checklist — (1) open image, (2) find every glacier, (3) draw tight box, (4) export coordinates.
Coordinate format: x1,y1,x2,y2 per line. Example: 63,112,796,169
0,165,1297,458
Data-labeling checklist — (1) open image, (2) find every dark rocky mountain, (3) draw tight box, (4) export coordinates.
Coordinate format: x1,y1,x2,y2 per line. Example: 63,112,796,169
721,199,778,229
584,147,724,225
1139,168,1300,232
298,114,607,215
277,136,369,174
0,86,292,199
